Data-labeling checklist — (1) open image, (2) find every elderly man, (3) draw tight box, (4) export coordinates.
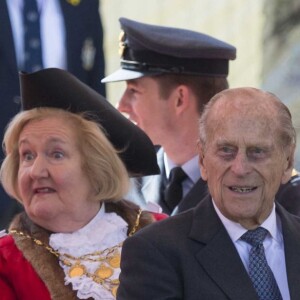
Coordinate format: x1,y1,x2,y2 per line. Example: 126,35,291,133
117,87,300,300
103,18,300,217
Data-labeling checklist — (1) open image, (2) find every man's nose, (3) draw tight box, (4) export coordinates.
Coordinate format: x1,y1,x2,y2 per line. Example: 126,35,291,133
230,152,251,176
117,91,132,114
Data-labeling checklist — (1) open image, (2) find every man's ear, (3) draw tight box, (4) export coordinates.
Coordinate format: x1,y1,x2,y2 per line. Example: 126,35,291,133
281,145,296,184
173,85,191,115
198,142,208,181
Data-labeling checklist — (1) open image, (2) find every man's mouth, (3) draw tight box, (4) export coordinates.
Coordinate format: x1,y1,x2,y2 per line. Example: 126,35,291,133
229,186,257,193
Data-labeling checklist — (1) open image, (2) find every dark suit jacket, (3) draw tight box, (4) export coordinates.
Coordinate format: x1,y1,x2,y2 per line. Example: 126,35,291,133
276,174,300,216
0,0,105,229
118,196,300,299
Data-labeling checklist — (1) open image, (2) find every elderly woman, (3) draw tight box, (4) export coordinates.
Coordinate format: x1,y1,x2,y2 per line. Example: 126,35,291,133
0,69,162,300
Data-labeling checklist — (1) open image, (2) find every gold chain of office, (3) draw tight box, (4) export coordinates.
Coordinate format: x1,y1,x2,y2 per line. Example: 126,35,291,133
10,209,142,297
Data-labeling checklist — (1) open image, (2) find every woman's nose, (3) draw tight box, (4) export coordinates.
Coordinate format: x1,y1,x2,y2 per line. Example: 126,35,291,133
29,156,48,178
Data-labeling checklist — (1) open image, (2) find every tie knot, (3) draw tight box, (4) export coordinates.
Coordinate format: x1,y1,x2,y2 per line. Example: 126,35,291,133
163,167,188,212
168,167,187,184
240,227,268,246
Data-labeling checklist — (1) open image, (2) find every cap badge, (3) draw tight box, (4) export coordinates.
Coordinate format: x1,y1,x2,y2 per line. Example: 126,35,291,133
118,30,127,58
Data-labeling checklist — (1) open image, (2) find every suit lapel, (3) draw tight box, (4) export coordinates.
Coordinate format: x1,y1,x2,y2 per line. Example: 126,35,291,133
59,0,83,71
174,177,208,214
0,1,18,75
277,204,300,299
189,197,258,300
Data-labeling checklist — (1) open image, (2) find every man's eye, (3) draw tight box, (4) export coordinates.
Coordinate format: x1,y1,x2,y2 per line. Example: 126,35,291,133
248,148,265,158
217,146,236,160
254,148,263,153
220,146,234,154
128,88,137,94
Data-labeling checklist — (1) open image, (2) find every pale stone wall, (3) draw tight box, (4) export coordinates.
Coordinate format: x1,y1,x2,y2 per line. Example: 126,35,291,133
262,0,300,168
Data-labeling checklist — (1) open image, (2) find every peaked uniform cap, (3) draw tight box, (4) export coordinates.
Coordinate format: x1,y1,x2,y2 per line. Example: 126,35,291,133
19,68,160,177
102,17,236,82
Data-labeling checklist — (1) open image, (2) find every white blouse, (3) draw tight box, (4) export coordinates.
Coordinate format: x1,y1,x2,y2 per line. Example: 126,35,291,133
49,204,128,299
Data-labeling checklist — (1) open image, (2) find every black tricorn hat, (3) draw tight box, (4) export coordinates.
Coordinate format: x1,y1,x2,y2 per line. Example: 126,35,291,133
19,68,160,177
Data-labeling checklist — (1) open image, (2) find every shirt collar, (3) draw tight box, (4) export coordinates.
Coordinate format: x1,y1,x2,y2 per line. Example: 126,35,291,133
212,200,281,243
164,154,201,183
49,203,128,256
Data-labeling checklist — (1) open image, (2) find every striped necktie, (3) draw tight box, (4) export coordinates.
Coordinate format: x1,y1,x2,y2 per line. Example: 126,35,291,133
23,0,44,72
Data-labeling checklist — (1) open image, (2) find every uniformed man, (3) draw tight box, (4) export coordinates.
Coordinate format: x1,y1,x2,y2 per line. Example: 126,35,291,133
102,18,300,217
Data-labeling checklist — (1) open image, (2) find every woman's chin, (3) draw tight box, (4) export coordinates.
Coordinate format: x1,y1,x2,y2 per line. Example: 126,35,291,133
26,204,58,223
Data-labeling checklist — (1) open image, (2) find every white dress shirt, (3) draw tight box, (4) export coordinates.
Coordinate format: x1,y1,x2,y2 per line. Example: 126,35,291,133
6,0,66,70
213,201,290,300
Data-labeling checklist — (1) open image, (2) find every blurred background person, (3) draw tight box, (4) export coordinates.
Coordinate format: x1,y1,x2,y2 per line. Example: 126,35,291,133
103,18,300,218
102,18,236,215
0,68,161,299
0,0,106,229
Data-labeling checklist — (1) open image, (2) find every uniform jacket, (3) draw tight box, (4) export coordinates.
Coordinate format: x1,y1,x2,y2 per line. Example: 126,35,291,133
118,195,300,300
0,0,106,229
276,174,300,216
127,148,208,215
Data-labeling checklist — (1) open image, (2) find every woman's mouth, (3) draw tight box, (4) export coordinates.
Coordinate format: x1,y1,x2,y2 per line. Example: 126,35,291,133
34,187,55,193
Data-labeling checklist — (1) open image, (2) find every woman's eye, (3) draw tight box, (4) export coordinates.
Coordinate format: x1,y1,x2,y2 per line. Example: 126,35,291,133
52,152,64,159
22,152,34,161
